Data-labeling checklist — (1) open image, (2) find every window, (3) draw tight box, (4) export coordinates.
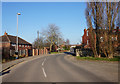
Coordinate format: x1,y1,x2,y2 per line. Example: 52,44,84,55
87,40,89,45
22,45,24,47
25,45,27,47
100,37,104,42
19,45,21,47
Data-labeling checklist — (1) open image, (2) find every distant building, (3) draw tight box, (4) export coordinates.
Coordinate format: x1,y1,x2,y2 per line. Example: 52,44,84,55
0,32,32,60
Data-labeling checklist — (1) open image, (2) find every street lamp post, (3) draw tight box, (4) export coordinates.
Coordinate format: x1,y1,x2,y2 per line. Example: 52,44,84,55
58,36,59,52
16,13,21,59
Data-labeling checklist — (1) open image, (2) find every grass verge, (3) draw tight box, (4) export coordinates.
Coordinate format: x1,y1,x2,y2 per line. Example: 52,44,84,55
76,56,120,61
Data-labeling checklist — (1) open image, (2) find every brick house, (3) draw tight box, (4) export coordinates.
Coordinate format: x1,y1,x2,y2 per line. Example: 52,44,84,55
82,27,120,49
0,32,32,60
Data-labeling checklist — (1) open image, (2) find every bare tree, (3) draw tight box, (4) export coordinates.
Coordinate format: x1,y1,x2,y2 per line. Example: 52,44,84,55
64,39,70,50
41,24,62,52
33,36,44,49
86,2,119,58
86,2,102,57
103,2,119,58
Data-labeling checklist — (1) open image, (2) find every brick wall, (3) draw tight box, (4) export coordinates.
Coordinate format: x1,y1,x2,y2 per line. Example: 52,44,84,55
32,48,48,56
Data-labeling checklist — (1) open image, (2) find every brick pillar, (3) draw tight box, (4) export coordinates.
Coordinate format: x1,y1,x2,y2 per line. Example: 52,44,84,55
39,49,41,55
36,49,38,55
46,49,48,54
32,49,35,56
44,47,45,54
41,49,43,55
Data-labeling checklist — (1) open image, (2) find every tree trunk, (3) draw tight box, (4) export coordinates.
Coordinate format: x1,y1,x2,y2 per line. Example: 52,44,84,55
108,35,113,58
50,44,52,52
93,32,99,58
94,48,98,58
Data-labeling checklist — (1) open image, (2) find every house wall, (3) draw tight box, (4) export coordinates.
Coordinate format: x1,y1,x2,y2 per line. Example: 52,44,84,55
82,29,91,47
82,29,87,45
10,44,32,57
2,42,10,59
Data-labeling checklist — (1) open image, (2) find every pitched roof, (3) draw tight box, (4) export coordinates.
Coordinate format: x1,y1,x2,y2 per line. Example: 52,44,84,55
0,33,32,45
1,35,10,42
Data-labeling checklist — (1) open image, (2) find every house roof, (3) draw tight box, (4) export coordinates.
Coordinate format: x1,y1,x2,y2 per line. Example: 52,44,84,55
0,32,32,45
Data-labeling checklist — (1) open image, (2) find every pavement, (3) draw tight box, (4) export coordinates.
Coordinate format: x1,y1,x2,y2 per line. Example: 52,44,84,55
2,53,119,82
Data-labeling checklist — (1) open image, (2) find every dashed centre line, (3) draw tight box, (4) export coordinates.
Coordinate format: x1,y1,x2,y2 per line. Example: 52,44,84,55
42,67,47,78
42,58,47,78
42,58,46,66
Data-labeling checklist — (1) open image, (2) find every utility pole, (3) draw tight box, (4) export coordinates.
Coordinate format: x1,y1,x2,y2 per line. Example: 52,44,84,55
37,30,39,40
37,30,39,49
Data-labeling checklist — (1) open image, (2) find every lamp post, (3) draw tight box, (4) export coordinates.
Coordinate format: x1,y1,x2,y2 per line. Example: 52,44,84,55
16,13,21,59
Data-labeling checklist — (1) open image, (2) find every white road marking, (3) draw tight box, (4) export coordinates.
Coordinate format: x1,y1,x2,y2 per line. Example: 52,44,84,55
42,67,47,78
42,58,46,66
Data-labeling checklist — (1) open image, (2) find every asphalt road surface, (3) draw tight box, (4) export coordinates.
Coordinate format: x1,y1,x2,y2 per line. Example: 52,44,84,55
2,54,118,82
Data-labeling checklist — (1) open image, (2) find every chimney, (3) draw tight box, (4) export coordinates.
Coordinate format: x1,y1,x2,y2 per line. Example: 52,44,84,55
84,28,87,36
4,32,8,35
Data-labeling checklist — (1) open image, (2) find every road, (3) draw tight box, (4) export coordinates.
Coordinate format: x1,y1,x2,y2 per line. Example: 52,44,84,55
2,54,118,82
